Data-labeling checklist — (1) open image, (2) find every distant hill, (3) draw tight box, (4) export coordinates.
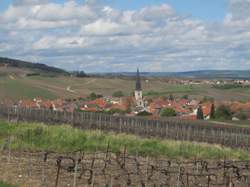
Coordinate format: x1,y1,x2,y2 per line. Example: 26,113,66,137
0,57,69,76
171,70,250,79
96,70,250,79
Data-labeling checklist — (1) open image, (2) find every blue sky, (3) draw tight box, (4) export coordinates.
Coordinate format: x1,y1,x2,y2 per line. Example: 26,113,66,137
112,0,228,21
0,0,228,20
0,0,250,72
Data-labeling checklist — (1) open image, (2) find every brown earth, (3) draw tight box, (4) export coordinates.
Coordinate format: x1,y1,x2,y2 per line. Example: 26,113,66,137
1,151,250,187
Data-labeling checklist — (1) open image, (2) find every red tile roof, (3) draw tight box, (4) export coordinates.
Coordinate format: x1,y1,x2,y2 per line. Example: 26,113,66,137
230,102,250,112
19,99,38,108
82,98,108,109
202,103,212,117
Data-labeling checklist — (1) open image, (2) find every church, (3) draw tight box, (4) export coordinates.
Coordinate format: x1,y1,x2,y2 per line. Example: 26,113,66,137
134,68,145,110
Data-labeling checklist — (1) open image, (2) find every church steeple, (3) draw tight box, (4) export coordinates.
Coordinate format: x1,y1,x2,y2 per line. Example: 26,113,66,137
134,68,144,110
135,68,141,91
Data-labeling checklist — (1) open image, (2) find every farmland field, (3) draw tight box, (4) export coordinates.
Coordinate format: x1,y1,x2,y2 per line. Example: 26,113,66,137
1,74,250,101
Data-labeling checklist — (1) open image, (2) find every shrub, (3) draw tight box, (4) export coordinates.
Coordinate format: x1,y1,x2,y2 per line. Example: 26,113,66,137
160,108,176,117
112,91,124,98
181,95,189,99
88,92,103,100
215,105,232,120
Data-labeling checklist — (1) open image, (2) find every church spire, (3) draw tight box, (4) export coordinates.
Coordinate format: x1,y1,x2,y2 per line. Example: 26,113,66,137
135,68,141,91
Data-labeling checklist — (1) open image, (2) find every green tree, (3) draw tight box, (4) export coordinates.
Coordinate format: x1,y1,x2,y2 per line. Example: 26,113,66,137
160,108,176,117
197,106,204,120
169,94,174,101
112,91,124,98
181,95,189,99
215,105,232,120
88,92,97,100
87,92,103,100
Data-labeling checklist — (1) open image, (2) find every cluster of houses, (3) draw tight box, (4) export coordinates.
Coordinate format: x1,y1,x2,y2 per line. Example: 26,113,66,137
177,79,250,86
0,95,214,120
1,69,250,121
0,69,210,120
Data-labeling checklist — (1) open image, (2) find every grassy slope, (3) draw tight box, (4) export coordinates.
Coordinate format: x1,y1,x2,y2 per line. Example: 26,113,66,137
0,77,56,100
0,121,249,160
1,75,250,101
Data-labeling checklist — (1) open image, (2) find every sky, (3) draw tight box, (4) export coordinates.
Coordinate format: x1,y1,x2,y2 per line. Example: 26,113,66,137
0,0,249,72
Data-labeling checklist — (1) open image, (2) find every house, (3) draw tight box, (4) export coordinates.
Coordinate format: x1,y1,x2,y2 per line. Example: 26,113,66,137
192,102,213,120
202,103,213,120
19,99,39,108
149,98,169,115
80,98,108,112
40,100,54,110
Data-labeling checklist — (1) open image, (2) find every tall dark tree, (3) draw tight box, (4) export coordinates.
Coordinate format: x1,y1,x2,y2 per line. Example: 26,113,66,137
169,94,174,101
197,105,204,120
210,103,215,119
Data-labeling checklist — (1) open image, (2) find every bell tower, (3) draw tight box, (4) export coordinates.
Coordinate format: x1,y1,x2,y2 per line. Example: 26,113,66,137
135,68,144,109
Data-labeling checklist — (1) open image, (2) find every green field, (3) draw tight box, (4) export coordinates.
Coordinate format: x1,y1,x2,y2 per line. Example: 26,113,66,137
1,74,250,101
0,121,249,160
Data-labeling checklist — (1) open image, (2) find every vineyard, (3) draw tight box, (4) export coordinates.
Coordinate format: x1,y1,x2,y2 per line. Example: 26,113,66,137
1,107,250,186
1,150,250,187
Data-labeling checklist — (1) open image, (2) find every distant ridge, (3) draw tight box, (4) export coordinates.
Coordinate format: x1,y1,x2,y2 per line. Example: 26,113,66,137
95,70,250,79
0,57,69,75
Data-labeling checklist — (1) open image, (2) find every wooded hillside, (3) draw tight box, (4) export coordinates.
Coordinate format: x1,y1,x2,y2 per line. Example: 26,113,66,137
0,57,69,75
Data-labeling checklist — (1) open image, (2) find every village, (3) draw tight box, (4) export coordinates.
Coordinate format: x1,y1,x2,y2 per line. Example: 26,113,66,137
1,69,250,122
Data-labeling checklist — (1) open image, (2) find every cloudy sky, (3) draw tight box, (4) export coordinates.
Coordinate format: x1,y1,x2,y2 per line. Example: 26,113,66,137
0,0,250,72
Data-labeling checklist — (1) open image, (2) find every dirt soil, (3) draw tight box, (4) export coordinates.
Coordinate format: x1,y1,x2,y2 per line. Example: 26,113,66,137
1,151,250,187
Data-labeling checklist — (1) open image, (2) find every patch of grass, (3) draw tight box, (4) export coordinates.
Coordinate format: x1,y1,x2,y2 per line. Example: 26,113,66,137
0,121,249,160
0,181,17,187
144,85,200,96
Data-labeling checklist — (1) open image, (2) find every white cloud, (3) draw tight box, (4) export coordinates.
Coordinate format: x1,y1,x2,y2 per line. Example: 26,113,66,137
82,19,121,35
0,1,249,72
33,36,88,50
